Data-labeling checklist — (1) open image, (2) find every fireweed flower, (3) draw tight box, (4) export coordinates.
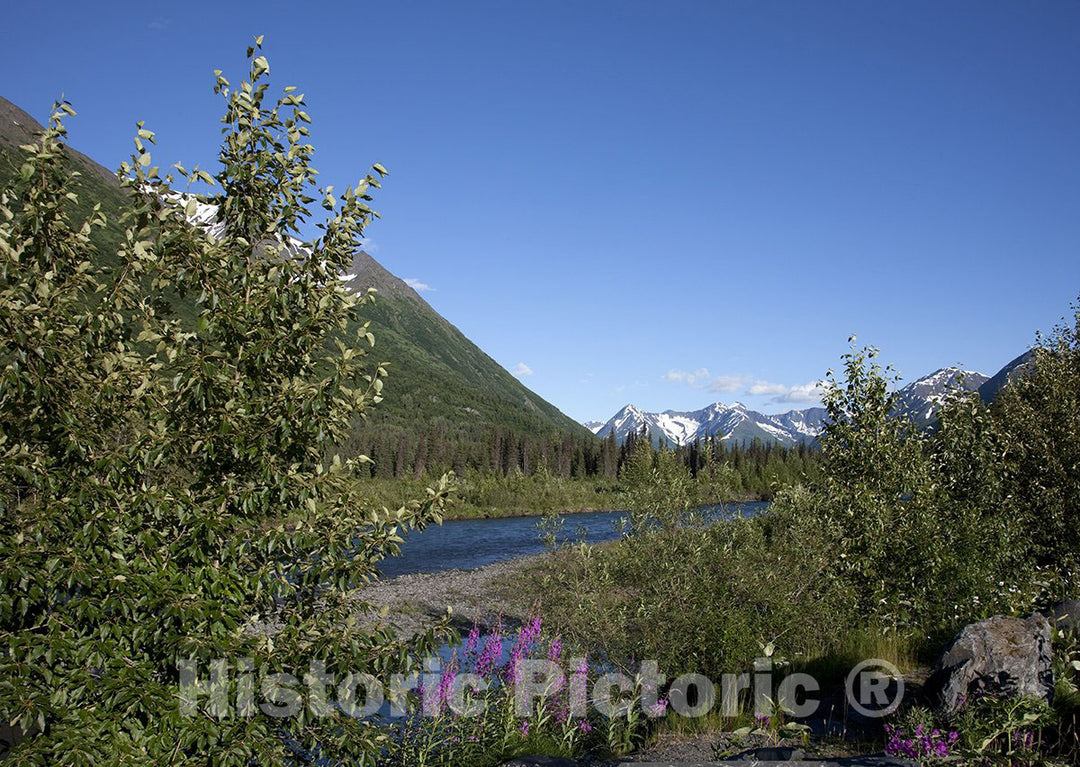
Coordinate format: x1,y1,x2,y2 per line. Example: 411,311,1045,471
568,656,589,716
464,624,480,657
434,658,458,715
507,613,543,684
475,623,504,679
884,723,960,760
548,637,562,662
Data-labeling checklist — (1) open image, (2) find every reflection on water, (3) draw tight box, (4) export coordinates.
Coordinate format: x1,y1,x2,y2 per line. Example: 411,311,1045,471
376,501,769,579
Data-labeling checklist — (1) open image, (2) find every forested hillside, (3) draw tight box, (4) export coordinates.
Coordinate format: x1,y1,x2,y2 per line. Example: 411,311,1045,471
336,250,598,475
0,95,595,477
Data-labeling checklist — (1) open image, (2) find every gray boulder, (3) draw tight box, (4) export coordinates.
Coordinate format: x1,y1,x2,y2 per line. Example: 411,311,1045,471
925,613,1053,718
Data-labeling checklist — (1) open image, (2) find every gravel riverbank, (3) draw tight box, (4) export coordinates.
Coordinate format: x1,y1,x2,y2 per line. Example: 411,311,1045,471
356,553,541,638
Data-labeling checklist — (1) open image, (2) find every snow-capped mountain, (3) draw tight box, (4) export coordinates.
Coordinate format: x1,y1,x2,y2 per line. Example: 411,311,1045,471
591,365,989,447
893,367,990,427
592,402,828,448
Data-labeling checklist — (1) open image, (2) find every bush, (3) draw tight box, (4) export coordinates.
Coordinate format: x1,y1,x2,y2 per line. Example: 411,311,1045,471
527,321,1080,682
0,42,451,763
993,306,1080,582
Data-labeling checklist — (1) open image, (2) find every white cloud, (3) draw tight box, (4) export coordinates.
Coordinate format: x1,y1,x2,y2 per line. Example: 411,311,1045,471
662,367,713,387
663,366,823,406
747,381,790,397
749,380,824,404
403,277,433,292
512,362,534,377
707,375,751,393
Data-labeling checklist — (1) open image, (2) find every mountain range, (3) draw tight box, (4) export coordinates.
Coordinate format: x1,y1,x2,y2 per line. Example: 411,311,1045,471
0,95,1039,461
589,365,1001,447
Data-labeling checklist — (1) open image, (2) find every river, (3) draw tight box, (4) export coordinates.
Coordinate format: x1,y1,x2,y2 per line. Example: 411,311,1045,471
376,501,770,579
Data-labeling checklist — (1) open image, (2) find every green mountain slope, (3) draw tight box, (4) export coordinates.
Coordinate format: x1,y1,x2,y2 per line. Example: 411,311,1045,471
344,251,589,439
0,96,591,464
0,97,129,260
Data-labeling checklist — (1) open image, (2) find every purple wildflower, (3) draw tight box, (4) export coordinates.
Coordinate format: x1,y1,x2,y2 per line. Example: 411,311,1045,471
548,636,562,662
507,612,544,685
434,660,457,715
568,656,589,716
476,628,504,679
884,722,960,760
464,624,480,657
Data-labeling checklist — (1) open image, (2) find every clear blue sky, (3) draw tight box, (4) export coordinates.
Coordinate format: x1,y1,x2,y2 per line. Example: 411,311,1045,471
4,1,1078,423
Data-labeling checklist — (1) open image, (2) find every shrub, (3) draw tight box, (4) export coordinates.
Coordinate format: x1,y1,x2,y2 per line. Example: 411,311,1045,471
992,305,1080,583
0,41,451,763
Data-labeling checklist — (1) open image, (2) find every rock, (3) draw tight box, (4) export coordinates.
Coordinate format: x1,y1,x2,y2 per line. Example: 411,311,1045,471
730,746,807,761
925,613,1053,718
1042,598,1080,635
500,756,580,767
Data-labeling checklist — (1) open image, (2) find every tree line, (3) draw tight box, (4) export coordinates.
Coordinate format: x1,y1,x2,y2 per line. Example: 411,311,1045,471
347,421,822,500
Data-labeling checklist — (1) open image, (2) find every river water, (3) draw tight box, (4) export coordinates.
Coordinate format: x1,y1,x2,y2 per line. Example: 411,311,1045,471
376,501,770,579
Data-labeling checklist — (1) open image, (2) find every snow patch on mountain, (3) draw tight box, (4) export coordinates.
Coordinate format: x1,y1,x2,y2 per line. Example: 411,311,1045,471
593,366,989,447
893,367,989,428
594,401,825,448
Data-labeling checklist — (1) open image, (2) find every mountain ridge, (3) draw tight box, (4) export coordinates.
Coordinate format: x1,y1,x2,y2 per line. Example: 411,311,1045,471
591,365,994,448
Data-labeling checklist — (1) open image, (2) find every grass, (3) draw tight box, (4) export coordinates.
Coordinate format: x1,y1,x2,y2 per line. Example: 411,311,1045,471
791,627,924,689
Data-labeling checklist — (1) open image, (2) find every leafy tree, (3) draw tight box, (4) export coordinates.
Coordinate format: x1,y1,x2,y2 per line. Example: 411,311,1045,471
993,306,1080,580
0,41,452,763
781,329,1080,634
801,343,938,629
620,440,696,534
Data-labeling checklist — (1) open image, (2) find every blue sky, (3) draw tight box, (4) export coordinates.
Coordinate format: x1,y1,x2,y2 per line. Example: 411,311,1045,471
4,1,1078,423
